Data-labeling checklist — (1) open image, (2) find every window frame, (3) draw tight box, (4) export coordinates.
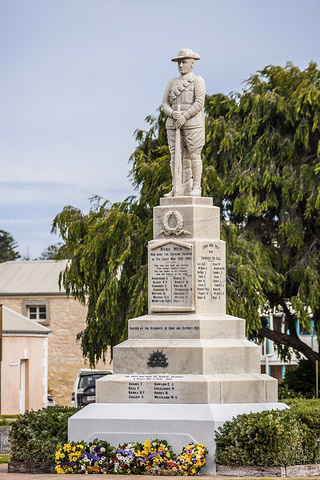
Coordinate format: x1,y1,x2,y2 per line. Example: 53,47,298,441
22,299,50,326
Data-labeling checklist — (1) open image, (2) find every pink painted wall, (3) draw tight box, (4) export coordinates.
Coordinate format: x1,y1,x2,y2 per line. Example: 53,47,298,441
1,335,48,415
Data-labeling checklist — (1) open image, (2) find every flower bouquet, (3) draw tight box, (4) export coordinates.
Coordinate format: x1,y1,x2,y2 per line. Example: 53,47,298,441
136,439,176,474
54,442,85,474
110,442,141,474
78,439,115,474
150,460,180,476
175,443,208,476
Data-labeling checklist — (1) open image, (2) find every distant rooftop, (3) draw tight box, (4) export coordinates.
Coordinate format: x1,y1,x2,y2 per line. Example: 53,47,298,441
2,305,51,335
0,260,68,295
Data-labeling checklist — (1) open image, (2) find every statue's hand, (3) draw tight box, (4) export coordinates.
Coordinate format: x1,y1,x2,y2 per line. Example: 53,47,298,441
175,115,187,128
172,110,182,120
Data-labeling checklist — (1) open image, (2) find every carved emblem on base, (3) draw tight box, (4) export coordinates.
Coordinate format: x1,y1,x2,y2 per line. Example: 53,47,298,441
147,350,169,368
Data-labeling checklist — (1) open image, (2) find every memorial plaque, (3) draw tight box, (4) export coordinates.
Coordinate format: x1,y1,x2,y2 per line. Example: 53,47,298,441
149,241,194,312
128,381,145,400
196,242,226,303
124,375,184,402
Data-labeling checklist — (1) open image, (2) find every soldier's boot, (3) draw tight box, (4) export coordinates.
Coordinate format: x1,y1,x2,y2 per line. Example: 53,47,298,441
190,157,202,196
182,157,192,195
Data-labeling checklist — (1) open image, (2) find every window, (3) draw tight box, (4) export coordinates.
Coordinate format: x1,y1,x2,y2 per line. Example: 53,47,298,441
28,305,47,321
299,321,313,336
273,315,283,332
22,299,50,325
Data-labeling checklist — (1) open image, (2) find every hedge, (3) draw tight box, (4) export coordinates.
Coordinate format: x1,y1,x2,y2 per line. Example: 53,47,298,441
215,399,320,466
9,406,79,463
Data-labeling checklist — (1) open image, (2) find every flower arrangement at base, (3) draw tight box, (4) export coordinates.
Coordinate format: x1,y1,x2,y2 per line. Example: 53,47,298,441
136,439,176,474
54,442,85,474
150,460,180,476
110,442,141,474
175,443,208,476
78,439,115,474
54,439,208,475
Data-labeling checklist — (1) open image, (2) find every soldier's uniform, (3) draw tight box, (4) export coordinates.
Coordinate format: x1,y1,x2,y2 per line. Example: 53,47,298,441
162,49,205,196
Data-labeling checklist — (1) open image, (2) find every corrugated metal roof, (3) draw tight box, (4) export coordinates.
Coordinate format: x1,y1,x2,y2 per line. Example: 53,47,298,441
2,306,51,334
0,260,68,295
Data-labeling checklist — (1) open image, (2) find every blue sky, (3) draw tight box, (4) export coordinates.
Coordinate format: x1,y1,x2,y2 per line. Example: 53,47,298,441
1,0,320,259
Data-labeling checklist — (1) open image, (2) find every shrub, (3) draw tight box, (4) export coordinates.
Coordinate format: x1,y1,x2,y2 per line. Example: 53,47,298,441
9,406,79,463
284,398,320,463
0,416,15,426
215,409,309,466
279,359,317,399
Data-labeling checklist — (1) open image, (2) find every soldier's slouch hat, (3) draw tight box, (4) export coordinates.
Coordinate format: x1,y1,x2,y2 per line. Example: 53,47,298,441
171,48,200,62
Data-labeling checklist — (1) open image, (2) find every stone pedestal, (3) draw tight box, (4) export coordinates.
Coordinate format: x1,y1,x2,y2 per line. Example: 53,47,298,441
68,196,283,474
96,196,277,404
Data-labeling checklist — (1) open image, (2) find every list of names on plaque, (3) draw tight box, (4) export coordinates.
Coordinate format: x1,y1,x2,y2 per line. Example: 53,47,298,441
124,375,184,402
153,382,178,400
150,243,193,310
128,382,145,400
196,243,226,302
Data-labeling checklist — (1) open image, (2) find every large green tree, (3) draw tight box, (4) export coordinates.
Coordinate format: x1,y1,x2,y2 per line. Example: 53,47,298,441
53,62,320,369
0,230,20,263
203,61,320,367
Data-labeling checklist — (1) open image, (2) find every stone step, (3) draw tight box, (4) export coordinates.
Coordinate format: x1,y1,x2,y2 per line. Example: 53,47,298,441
96,373,277,404
113,338,261,375
129,313,245,339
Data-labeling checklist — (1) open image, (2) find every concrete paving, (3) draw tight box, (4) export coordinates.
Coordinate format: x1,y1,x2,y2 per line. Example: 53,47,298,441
0,462,233,479
0,463,292,479
2,463,320,480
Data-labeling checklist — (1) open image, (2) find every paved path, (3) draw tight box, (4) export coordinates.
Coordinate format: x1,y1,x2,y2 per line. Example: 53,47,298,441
2,464,320,479
0,463,234,479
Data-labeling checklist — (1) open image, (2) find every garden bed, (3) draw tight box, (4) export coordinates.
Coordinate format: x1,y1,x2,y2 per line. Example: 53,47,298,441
8,461,54,474
217,464,320,478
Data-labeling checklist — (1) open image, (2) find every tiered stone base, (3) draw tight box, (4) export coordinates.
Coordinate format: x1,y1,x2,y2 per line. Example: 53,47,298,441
68,402,287,475
97,373,276,404
96,312,278,404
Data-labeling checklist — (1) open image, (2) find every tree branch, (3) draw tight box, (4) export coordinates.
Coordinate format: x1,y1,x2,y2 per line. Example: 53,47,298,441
258,326,320,369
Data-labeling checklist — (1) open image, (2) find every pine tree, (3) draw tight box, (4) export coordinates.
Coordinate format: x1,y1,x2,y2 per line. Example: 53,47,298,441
0,230,20,263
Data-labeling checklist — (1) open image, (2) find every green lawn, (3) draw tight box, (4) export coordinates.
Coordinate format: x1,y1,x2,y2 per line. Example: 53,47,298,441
0,455,10,463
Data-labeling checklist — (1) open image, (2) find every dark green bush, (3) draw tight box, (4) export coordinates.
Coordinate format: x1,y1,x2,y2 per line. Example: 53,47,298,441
215,408,309,466
215,400,320,467
9,406,79,463
279,360,317,399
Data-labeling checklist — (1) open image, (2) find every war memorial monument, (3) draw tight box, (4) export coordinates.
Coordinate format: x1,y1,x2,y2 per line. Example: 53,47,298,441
69,49,285,474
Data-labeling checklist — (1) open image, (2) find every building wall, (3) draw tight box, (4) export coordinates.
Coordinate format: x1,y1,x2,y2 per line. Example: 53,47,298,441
0,295,112,406
2,335,48,415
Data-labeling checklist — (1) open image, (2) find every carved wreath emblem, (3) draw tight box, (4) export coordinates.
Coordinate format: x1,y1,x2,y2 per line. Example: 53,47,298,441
157,210,191,237
147,350,169,368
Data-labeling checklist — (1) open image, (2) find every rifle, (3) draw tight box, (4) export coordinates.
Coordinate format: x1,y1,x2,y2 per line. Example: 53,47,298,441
174,105,183,196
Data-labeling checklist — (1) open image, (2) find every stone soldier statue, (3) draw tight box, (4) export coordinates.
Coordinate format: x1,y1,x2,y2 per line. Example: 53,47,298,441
162,48,205,197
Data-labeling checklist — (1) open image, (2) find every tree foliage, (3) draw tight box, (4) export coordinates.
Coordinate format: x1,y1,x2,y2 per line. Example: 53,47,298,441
279,359,317,399
53,62,320,368
52,197,151,365
203,61,320,367
0,229,20,263
38,243,67,260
